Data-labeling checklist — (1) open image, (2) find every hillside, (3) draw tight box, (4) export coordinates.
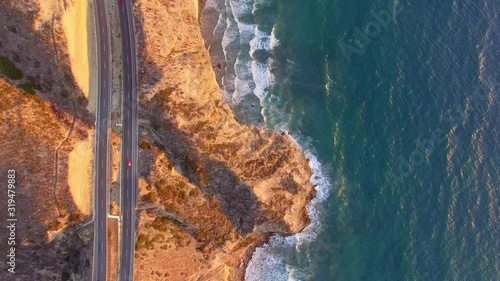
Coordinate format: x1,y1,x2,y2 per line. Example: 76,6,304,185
132,0,315,280
0,0,94,279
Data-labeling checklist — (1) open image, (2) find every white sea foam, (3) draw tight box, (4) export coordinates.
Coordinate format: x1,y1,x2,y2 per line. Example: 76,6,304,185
203,0,220,9
220,14,239,105
250,28,276,100
217,2,334,278
231,22,260,105
220,0,278,106
237,22,256,43
251,60,273,100
234,56,254,103
222,3,253,104
221,18,238,57
245,142,333,281
250,28,271,51
215,1,335,280
270,26,280,49
245,242,311,281
227,0,253,19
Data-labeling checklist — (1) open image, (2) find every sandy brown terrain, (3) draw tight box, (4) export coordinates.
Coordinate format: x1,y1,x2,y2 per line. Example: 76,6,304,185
132,0,315,280
0,79,92,279
68,137,94,216
62,0,91,100
0,0,95,279
107,217,120,281
1,0,315,279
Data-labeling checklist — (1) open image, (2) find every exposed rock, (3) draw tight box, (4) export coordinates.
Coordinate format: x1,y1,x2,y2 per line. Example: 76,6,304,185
133,0,315,280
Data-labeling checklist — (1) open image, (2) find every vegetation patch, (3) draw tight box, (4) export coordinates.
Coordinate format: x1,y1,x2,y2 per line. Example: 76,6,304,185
136,233,149,251
142,191,158,203
7,25,17,33
151,216,185,231
17,82,36,94
0,56,23,80
139,140,152,150
136,232,166,251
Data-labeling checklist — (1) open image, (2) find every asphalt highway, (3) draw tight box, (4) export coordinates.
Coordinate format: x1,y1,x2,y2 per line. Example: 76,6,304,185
118,0,138,280
91,0,111,280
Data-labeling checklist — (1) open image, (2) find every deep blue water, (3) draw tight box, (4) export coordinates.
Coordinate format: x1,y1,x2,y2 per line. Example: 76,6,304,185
202,0,499,280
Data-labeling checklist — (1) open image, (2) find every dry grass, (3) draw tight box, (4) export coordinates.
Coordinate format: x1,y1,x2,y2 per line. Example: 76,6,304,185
0,0,95,279
107,217,120,281
0,79,92,279
131,0,315,280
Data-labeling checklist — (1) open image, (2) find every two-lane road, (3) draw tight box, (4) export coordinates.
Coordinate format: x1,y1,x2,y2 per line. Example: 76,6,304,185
92,0,112,280
118,0,138,280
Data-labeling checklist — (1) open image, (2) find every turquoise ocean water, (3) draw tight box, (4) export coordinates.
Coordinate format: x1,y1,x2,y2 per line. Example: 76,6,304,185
202,0,499,280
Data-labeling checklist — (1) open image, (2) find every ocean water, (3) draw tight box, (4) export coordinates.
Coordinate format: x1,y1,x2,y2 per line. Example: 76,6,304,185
201,0,499,280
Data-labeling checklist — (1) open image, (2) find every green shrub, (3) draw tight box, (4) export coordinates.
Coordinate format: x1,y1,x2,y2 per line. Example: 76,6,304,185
167,161,174,170
0,56,23,80
48,220,61,231
135,243,144,251
61,90,70,98
27,76,42,90
152,234,164,243
17,82,35,94
155,178,167,189
69,213,82,223
143,191,157,203
41,21,50,30
64,72,74,84
135,233,148,251
61,271,70,281
137,233,148,244
145,239,154,249
151,217,170,232
139,140,152,150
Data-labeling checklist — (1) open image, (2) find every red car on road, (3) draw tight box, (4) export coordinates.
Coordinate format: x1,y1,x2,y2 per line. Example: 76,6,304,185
128,160,132,167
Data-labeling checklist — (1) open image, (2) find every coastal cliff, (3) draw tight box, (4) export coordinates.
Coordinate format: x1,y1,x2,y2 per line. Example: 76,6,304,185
133,0,315,280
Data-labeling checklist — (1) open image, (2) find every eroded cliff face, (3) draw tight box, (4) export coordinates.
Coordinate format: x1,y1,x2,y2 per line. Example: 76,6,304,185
133,0,315,280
